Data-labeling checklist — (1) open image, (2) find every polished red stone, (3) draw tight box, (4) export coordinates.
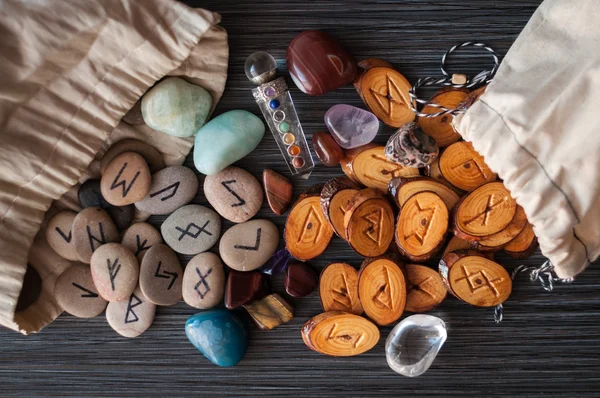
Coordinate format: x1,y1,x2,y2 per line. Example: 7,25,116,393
286,30,357,96
285,262,318,298
225,270,270,309
312,132,344,166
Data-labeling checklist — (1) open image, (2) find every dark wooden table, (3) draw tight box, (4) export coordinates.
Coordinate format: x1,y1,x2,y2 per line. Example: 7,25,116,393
2,1,599,396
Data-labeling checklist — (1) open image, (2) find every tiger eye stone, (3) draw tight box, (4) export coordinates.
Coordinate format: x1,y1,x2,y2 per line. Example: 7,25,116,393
312,132,344,166
287,30,357,96
224,270,269,309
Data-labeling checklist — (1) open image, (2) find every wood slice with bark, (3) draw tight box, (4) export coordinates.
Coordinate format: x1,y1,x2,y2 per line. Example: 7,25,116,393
319,262,363,315
453,182,517,240
395,191,448,262
439,141,496,191
354,58,415,128
441,235,495,260
425,155,464,193
285,184,334,261
457,85,487,111
389,176,461,211
417,87,470,147
439,250,511,307
475,205,528,251
358,254,406,325
344,188,395,257
341,145,419,191
504,222,538,259
340,143,378,184
320,177,361,240
405,264,447,313
302,311,380,357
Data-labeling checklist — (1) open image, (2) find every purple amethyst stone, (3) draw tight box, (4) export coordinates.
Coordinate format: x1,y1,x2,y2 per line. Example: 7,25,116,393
324,104,379,149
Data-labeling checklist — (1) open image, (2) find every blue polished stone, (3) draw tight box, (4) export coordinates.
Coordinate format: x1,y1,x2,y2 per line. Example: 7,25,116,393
185,310,248,367
269,99,280,109
259,249,292,276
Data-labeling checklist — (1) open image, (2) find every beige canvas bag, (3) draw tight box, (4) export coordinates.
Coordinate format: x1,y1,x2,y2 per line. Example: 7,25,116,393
0,0,228,334
454,0,600,279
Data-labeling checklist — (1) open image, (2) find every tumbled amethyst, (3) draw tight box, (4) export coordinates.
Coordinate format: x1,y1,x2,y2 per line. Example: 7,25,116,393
324,104,379,149
385,122,439,168
259,249,292,276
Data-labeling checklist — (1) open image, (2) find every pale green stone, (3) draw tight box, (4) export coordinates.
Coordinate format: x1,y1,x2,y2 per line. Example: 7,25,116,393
141,77,212,137
194,110,265,175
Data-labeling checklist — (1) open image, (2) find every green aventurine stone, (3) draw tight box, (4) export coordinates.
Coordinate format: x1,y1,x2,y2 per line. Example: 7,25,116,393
194,110,265,175
141,77,212,138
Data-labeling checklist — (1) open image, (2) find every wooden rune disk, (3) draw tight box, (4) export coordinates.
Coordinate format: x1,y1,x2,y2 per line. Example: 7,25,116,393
439,250,511,307
475,205,528,251
340,143,377,184
302,311,380,357
442,236,495,260
342,145,419,191
454,182,517,239
320,177,361,240
389,176,461,211
319,262,363,315
344,188,395,258
395,192,448,262
425,155,463,193
285,184,334,261
457,85,487,111
439,141,496,191
358,254,406,325
418,87,470,147
354,58,415,128
504,222,538,259
404,264,446,313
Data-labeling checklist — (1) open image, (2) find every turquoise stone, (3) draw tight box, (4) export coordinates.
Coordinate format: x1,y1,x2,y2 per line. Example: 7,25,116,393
185,310,248,367
194,110,265,175
141,77,213,138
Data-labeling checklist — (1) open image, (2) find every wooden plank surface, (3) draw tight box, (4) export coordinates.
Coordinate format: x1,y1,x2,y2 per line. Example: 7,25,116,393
2,1,600,396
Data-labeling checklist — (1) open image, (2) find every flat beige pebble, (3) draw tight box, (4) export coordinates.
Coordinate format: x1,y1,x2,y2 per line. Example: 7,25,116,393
135,166,198,215
45,210,79,261
72,207,119,263
55,264,107,318
219,219,279,272
90,243,139,302
121,222,163,262
203,166,263,223
100,152,151,206
161,205,221,255
106,285,156,338
139,244,183,306
182,252,225,309
100,139,165,173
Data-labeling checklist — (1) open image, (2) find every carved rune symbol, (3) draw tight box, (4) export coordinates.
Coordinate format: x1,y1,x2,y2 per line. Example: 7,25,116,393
464,194,507,226
176,221,212,241
369,73,406,116
455,265,503,297
134,235,151,257
149,181,180,201
110,162,141,198
154,261,178,290
452,158,488,179
372,266,393,309
194,267,213,299
407,277,436,299
404,200,437,246
72,283,98,298
125,293,142,324
332,272,352,307
368,154,405,180
87,223,106,252
234,228,262,251
221,180,246,207
107,258,121,291
298,206,323,244
362,208,383,245
326,323,365,349
55,227,72,243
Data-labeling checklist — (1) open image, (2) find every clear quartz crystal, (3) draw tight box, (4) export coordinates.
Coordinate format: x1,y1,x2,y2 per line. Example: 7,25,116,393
385,314,447,377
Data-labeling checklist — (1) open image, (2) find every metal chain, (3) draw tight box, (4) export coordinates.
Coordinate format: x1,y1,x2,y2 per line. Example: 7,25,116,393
409,42,500,118
494,261,574,323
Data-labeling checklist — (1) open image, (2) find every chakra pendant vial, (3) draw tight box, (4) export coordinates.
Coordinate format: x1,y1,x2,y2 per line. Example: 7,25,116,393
246,51,314,178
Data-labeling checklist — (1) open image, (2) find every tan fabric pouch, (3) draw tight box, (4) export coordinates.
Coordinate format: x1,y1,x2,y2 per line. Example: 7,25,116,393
0,0,228,334
454,0,599,279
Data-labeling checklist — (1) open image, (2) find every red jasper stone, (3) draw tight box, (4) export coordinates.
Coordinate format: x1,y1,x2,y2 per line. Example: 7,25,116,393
224,270,270,309
286,30,357,96
285,262,318,298
312,132,344,166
